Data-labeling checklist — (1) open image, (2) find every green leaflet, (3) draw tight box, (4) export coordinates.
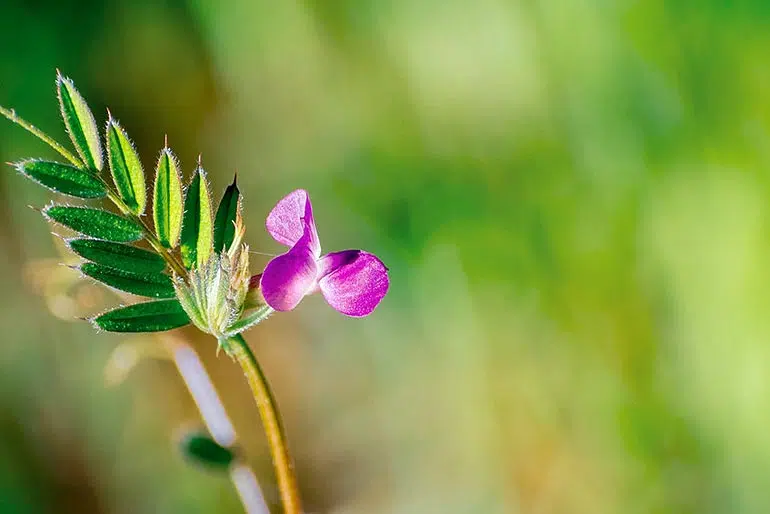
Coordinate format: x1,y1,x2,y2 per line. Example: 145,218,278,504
80,263,174,298
179,431,235,470
213,176,240,252
153,148,183,248
15,160,106,198
44,205,143,242
106,118,146,214
68,239,166,273
57,72,102,171
92,299,190,332
180,167,213,269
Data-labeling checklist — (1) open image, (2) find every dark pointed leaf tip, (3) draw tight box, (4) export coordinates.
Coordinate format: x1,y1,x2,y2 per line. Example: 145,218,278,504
213,175,241,252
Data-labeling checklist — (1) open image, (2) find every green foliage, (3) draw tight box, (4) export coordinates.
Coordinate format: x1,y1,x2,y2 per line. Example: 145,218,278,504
180,167,214,269
67,239,167,274
153,147,183,248
106,118,146,214
13,160,106,198
179,431,236,470
43,205,143,242
213,176,240,253
80,263,175,298
56,72,102,171
91,299,190,332
4,72,271,339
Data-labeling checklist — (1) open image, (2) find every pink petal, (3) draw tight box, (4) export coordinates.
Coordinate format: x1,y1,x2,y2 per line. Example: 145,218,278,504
265,189,321,256
260,243,319,312
318,250,389,317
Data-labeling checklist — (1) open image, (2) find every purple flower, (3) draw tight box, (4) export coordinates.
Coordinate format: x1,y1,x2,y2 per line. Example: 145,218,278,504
259,189,389,317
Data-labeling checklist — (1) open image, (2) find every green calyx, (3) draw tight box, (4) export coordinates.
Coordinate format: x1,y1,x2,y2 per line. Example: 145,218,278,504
174,208,272,339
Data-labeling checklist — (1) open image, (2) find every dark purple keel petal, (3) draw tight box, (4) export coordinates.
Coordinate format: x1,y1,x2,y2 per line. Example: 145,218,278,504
265,189,321,256
318,251,389,317
260,245,319,312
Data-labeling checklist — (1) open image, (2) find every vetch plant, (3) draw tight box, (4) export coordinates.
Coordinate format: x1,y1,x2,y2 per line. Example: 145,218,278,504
1,71,389,514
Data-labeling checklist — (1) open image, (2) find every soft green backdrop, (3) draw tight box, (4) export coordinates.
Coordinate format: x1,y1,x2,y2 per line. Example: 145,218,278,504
0,0,768,512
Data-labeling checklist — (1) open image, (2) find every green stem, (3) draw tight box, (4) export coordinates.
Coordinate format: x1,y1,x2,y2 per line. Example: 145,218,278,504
0,105,83,167
228,333,303,514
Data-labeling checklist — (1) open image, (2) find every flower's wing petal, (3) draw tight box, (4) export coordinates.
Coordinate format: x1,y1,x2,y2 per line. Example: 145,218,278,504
260,242,318,312
265,189,320,256
318,250,389,317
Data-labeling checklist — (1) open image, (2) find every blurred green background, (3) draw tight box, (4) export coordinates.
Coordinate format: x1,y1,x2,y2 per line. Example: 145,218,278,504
1,0,769,512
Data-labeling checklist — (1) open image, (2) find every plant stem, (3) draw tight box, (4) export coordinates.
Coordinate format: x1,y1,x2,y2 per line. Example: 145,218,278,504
228,333,302,514
167,339,269,514
0,105,84,167
107,335,270,514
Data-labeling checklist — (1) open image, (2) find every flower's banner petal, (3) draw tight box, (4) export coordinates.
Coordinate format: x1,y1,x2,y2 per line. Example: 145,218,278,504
67,239,166,274
213,175,240,253
153,147,184,248
260,242,318,312
92,299,190,332
57,72,103,171
180,167,214,269
179,430,236,470
15,159,106,198
318,250,389,317
106,118,146,214
265,189,320,256
43,205,143,242
80,262,176,298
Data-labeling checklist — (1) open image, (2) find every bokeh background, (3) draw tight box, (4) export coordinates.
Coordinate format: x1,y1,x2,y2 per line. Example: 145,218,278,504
1,0,769,512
